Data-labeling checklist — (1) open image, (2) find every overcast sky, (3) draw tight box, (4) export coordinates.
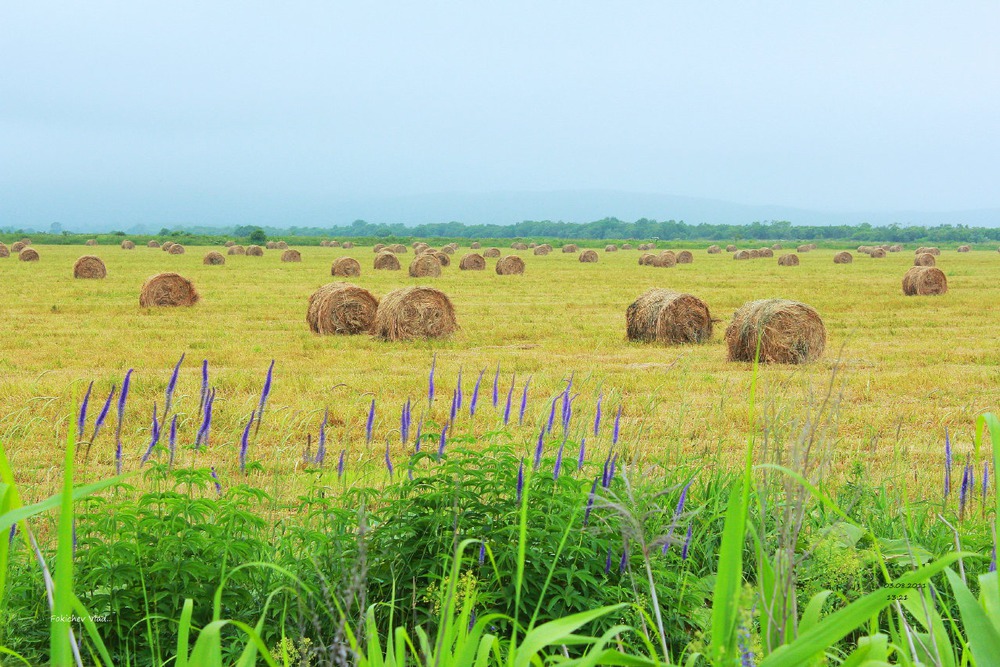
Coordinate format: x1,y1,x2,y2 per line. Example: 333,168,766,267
2,2,998,228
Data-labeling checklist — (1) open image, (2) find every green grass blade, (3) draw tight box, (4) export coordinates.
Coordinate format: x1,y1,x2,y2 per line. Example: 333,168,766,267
176,598,194,667
0,646,33,667
0,476,125,535
945,568,1000,666
799,590,833,634
708,481,748,663
513,603,626,667
50,415,76,666
70,595,115,667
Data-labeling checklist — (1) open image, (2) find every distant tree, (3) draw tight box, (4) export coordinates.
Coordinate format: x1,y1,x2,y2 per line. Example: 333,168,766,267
159,228,171,236
249,229,267,244
50,222,62,234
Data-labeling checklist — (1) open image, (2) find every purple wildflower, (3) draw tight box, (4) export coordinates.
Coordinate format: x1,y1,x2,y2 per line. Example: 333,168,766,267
468,609,477,633
115,369,133,448
385,438,394,477
546,397,557,435
428,353,436,406
516,458,524,503
195,388,215,449
577,436,586,470
619,546,628,573
414,418,423,452
199,359,209,413
553,442,564,481
450,389,458,424
503,377,514,425
584,477,598,525
115,441,122,474
9,524,16,545
239,411,255,474
366,399,375,444
738,626,755,667
945,428,953,499
91,386,115,442
210,466,222,495
456,367,463,411
316,408,328,466
438,423,449,457
561,392,573,434
663,479,692,554
337,450,345,479
139,403,161,465
478,542,486,565
401,399,411,443
961,460,973,518
612,406,622,446
682,524,693,560
519,377,531,425
164,353,185,416
601,454,611,488
256,360,275,430
605,548,612,574
168,415,177,468
470,369,485,417
984,461,990,500
534,427,545,470
77,381,93,440
593,392,603,436
491,362,500,408
608,454,618,486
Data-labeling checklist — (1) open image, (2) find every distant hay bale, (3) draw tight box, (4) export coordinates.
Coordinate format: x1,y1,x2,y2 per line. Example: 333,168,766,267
19,238,31,245
342,242,354,249
276,241,289,250
483,247,501,258
139,272,199,307
85,239,99,246
0,243,8,258
659,250,676,263
637,244,649,251
707,245,722,253
441,245,455,255
626,288,713,344
579,249,599,263
903,266,948,296
870,248,887,258
121,240,135,249
958,245,971,252
914,247,926,254
228,245,246,255
726,245,738,252
320,240,331,247
390,244,408,253
265,241,278,249
733,250,751,260
889,244,903,252
374,251,402,271
511,242,528,250
19,248,39,262
168,244,185,255
777,254,799,266
470,241,481,249
748,249,761,259
639,253,655,266
621,243,632,249
459,253,486,270
432,251,451,267
307,282,379,335
833,251,853,264
147,240,160,248
281,249,302,262
409,253,442,277
495,255,526,275
771,244,782,250
528,243,537,248
331,257,362,276
562,244,579,253
605,244,618,252
759,248,774,258
161,241,175,252
796,245,811,252
225,240,236,247
417,246,435,255
926,247,940,256
73,255,106,278
914,253,936,266
373,244,386,253
413,242,429,253
533,245,551,255
725,299,826,364
246,245,264,256
331,241,342,247
676,250,693,263
203,251,225,265
653,252,677,268
372,286,458,341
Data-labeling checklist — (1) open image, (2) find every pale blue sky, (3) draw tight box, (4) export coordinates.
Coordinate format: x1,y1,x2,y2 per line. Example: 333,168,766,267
2,2,998,228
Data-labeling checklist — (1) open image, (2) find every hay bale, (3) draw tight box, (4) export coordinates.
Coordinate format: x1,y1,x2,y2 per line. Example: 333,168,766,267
528,243,537,248
281,249,302,262
277,241,289,250
228,245,246,255
372,286,457,341
889,244,903,252
733,250,751,260
676,250,694,263
653,253,677,268
726,245,738,252
749,249,761,259
19,248,39,262
914,247,926,254
870,248,887,258
0,243,8,258
626,288,713,344
168,244,185,255
307,282,379,335
121,240,135,249
496,255,526,275
833,251,853,264
265,241,278,249
659,250,676,263
373,243,386,253
459,253,486,270
958,245,971,252
579,249,599,263
246,245,264,256
759,248,774,258
147,240,160,248
483,247,501,258
203,251,226,266
511,242,528,250
903,266,948,296
342,242,354,249
562,244,579,253
533,245,551,256
225,240,236,247
771,244,782,250
441,246,455,255
796,245,811,253
926,247,940,256
374,251,402,271
161,241,175,252
331,241,342,247
914,253,936,267
320,240,330,247
725,299,826,364
639,253,655,266
637,244,648,251
417,246,436,255
409,254,442,277
777,254,799,266
19,238,31,245
332,257,362,276
605,244,618,252
390,244,407,254
470,241,481,249
707,245,722,254
85,239,99,246
621,243,632,250
73,255,106,278
139,272,199,307
432,251,451,267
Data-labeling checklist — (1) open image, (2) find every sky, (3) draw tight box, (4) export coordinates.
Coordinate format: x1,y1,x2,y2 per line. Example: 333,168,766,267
2,2,999,229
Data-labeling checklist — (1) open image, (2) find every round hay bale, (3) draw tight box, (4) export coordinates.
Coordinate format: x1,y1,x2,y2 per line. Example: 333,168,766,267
833,251,853,264
225,240,236,247
374,251,402,271
926,247,940,256
19,248,39,262
914,253,936,266
726,245,738,252
320,240,330,247
889,244,903,252
771,244,783,250
0,243,8,258
121,240,135,250
483,247,501,258
19,238,31,245
958,245,971,252
749,249,761,259
161,241,175,252
147,240,160,248
432,251,451,267
276,241,289,250
653,253,677,268
459,253,486,270
228,245,246,255
759,248,774,258
870,248,887,258
470,241,481,249
168,244,185,255
626,288,713,344
579,249,599,263
621,243,632,250
73,255,106,278
417,246,435,255
139,272,199,307
307,282,379,335
562,244,579,253
639,253,656,266
707,245,722,254
528,243,537,248
903,266,948,296
637,244,648,251
495,255,525,275
203,251,225,266
676,250,694,264
796,245,811,253
441,245,455,255
246,245,264,256
513,242,529,250
733,250,751,260
409,254,442,277
533,245,551,256
914,247,926,254
605,244,618,252
281,249,302,262
85,239,99,246
331,257,362,277
342,242,354,249
725,299,826,364
331,240,342,248
659,250,676,263
372,286,457,341
265,241,278,249
373,243,386,253
390,244,408,254
777,253,799,266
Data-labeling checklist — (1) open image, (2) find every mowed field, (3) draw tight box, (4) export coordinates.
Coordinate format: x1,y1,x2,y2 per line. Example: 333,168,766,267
2,242,998,500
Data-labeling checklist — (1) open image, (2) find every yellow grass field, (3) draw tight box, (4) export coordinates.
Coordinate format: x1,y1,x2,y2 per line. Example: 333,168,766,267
2,243,998,501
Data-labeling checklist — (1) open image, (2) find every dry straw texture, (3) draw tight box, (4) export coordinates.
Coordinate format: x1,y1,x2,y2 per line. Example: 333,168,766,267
228,245,246,255
225,240,235,247
139,273,199,307
725,299,826,364
409,254,442,277
833,251,853,264
281,249,302,262
511,242,528,250
777,254,800,266
903,267,948,296
605,244,618,252
562,244,579,253
733,250,750,260
330,241,342,247
441,246,455,255
470,241,481,249
19,248,39,262
653,253,677,268
889,244,903,252
246,245,264,256
373,244,386,253
459,253,486,270
533,245,551,255
390,244,408,253
342,242,354,249
85,239,99,246
307,282,379,335
483,247,501,258
168,244,185,255
749,249,761,259
797,245,811,252
73,255,106,278
772,244,783,250
147,240,160,248
374,252,402,271
914,253,936,266
639,253,655,266
579,249,599,263
626,288,713,344
759,248,774,258
870,248,887,258
331,257,361,277
621,243,632,249
433,251,451,267
372,286,457,341
958,245,971,252
265,241,278,249
676,250,694,263
0,243,8,258
707,245,722,254
276,241,289,250
121,240,135,249
203,251,226,265
495,255,526,275
726,244,738,252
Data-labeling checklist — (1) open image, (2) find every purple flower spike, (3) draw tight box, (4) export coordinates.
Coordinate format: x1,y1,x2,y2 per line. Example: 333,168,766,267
516,458,525,503
77,381,93,440
168,415,177,468
534,427,545,470
366,399,375,444
577,436,586,470
164,353,185,417
470,369,485,417
478,542,486,565
196,388,215,450
438,423,449,458
492,363,501,408
199,359,209,413
612,406,622,446
9,524,17,545
414,418,423,452
519,377,531,425
428,353,436,406
619,547,628,573
601,454,611,489
945,428,953,499
256,360,275,428
401,399,411,443
546,397,557,435
140,403,161,465
961,460,973,518
663,480,692,554
337,449,345,479
605,548,612,574
115,440,122,475
449,389,458,424
115,369,132,449
608,454,618,486
984,462,990,500
210,466,222,496
239,411,255,474
91,386,115,442
561,393,573,434
553,442,564,481
456,367,463,411
682,524,693,560
593,392,603,437
503,377,514,425
584,477,598,525
385,438,394,477
316,408,328,466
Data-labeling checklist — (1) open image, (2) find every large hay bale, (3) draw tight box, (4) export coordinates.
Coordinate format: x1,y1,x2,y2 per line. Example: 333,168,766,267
639,253,656,266
533,245,551,256
796,245,811,253
246,245,264,256
605,244,618,252
833,251,853,264
652,253,677,268
281,249,302,262
913,252,936,266
18,248,39,262
139,272,199,307
225,240,236,247
374,252,402,271
870,248,886,258
332,257,362,277
726,245,738,252
19,238,31,245
203,251,226,266
777,254,799,266
759,248,774,258
307,282,379,335
0,243,8,258
903,266,948,296
409,254,442,277
441,245,455,255
926,247,940,256
733,250,751,260
342,241,354,249
147,240,160,248
725,299,826,364
73,255,106,278
276,241,289,250
749,249,761,259
85,239,99,246
390,244,408,254
168,244,185,255
121,240,135,250
459,253,485,270
432,250,451,267
470,241,481,249
373,243,386,253
562,244,578,253
626,289,713,344
495,255,525,275
659,250,676,262
579,249,599,263
266,241,278,249
161,241,175,252
228,245,246,255
707,245,722,254
511,242,528,250
621,243,632,250
958,245,971,252
372,286,458,341
676,250,694,263
483,247,501,258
